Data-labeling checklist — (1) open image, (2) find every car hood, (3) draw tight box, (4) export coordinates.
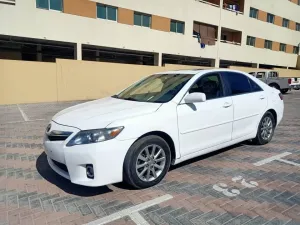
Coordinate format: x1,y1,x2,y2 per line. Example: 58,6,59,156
52,97,161,130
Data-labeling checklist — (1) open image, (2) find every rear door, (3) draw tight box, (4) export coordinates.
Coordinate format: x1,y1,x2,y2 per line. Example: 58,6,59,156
222,72,267,140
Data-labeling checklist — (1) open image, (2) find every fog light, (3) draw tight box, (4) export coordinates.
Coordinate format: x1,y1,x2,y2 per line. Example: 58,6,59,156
86,164,94,179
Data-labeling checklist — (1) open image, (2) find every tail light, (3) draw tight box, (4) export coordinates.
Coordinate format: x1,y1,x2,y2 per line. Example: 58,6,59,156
288,78,291,84
279,93,283,100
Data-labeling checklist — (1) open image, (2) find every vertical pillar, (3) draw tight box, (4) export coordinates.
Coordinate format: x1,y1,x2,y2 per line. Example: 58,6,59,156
37,45,42,62
215,0,224,69
96,50,100,62
251,63,259,68
154,52,162,67
75,43,82,60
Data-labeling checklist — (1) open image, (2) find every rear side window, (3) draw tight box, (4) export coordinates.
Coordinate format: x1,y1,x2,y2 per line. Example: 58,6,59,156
249,79,263,92
222,72,252,96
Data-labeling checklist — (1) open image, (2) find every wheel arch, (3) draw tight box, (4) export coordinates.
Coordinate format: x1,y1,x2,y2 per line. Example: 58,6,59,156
269,83,280,90
136,131,177,165
266,109,277,127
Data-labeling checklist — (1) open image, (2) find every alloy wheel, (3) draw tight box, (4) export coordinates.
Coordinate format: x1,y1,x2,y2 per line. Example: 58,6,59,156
260,116,273,141
136,144,166,182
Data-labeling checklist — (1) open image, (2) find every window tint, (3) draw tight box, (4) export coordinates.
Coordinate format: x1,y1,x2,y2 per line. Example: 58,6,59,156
36,0,62,11
170,20,185,34
267,13,274,24
296,23,300,31
246,36,256,46
223,72,252,96
249,79,263,92
134,12,151,27
36,0,48,9
249,7,258,19
97,4,117,21
282,18,289,28
264,40,272,50
280,43,286,52
189,73,223,100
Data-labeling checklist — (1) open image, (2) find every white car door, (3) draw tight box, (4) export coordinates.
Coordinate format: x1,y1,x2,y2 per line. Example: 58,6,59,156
221,72,267,140
177,73,233,156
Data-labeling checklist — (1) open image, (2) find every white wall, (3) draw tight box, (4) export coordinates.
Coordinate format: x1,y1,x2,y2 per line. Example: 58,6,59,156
0,0,298,67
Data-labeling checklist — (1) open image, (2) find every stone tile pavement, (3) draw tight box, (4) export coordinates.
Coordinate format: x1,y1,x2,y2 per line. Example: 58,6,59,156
1,92,300,225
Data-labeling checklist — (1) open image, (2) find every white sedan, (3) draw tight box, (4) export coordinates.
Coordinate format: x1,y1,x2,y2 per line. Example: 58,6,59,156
44,69,284,188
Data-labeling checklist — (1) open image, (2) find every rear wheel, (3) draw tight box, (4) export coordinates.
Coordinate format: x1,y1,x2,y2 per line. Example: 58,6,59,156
269,83,280,91
253,112,275,145
123,135,171,189
280,89,288,94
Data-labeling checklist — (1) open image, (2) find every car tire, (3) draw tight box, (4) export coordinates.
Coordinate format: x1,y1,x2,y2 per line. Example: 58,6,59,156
280,89,288,94
123,135,171,189
253,112,275,145
269,83,280,91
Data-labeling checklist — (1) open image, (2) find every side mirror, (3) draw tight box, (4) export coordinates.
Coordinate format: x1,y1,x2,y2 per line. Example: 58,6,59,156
184,93,206,104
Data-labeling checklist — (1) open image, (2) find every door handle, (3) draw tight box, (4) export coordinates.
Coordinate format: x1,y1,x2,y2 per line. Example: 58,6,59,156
223,102,232,108
260,96,265,100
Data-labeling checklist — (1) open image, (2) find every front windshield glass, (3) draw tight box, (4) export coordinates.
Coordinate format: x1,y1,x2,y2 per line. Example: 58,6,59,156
113,74,194,103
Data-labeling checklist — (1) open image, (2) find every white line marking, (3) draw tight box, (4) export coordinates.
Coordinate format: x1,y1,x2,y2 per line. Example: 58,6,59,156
130,212,150,225
253,152,292,166
277,159,300,167
85,194,172,225
17,105,29,121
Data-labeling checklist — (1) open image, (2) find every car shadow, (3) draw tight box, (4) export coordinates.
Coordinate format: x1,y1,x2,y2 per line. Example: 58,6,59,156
36,152,112,196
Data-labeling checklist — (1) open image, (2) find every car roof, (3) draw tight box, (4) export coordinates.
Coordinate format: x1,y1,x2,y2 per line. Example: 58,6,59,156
154,68,249,76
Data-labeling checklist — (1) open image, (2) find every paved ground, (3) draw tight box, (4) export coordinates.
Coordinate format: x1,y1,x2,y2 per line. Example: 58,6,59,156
1,92,300,225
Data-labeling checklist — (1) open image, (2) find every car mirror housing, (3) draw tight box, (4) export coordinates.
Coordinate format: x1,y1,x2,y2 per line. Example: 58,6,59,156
184,93,206,104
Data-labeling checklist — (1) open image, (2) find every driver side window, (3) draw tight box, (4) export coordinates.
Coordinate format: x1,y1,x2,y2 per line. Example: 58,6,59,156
189,73,223,100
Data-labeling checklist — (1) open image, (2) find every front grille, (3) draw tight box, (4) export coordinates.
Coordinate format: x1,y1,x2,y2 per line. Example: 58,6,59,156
52,159,68,173
47,131,72,141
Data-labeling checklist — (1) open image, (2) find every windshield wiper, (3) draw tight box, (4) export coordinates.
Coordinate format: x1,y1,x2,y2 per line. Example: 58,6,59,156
123,97,138,101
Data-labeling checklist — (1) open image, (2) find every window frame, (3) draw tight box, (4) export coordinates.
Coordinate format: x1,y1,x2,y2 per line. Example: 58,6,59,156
279,43,286,52
134,12,152,28
186,72,226,101
282,18,289,28
246,36,256,47
264,40,273,50
222,72,261,97
267,13,275,24
293,46,299,54
296,23,300,31
36,0,63,12
96,4,118,21
249,7,258,19
170,20,185,34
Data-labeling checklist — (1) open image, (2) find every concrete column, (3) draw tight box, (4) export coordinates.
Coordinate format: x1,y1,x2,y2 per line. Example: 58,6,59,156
75,43,82,60
251,63,259,68
37,45,42,62
154,52,162,67
96,50,100,62
215,0,224,69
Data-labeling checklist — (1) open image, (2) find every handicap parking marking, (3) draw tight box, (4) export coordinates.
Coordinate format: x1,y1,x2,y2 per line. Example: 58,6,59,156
253,152,300,167
85,194,173,225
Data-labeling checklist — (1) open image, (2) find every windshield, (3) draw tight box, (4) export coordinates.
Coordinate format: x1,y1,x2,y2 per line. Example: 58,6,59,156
113,74,194,103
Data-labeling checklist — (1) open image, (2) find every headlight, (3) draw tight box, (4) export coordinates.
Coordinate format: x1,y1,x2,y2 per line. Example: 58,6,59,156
66,127,124,146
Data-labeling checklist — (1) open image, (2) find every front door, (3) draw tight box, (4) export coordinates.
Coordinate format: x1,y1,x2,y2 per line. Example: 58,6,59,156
177,73,233,156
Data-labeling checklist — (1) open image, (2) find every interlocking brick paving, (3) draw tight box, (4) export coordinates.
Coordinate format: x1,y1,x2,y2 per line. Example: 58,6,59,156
1,92,300,225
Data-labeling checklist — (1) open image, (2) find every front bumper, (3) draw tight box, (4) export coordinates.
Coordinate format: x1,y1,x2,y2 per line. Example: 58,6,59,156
44,121,136,187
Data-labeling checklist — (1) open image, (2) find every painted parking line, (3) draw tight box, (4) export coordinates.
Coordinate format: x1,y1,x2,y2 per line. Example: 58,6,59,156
17,104,29,121
85,194,173,225
253,152,300,167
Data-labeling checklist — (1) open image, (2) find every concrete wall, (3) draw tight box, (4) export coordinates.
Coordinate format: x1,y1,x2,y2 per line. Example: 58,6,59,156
1,59,299,105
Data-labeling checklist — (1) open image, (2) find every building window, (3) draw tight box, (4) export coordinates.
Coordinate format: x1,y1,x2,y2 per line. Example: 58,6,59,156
36,0,63,11
264,40,272,50
249,7,258,19
170,20,185,34
296,23,300,31
267,13,274,24
246,36,256,46
294,46,299,54
97,4,117,21
134,12,151,28
279,43,286,52
282,18,289,28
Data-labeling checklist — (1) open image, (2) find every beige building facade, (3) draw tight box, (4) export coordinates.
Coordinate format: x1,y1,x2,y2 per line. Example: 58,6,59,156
0,0,299,69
